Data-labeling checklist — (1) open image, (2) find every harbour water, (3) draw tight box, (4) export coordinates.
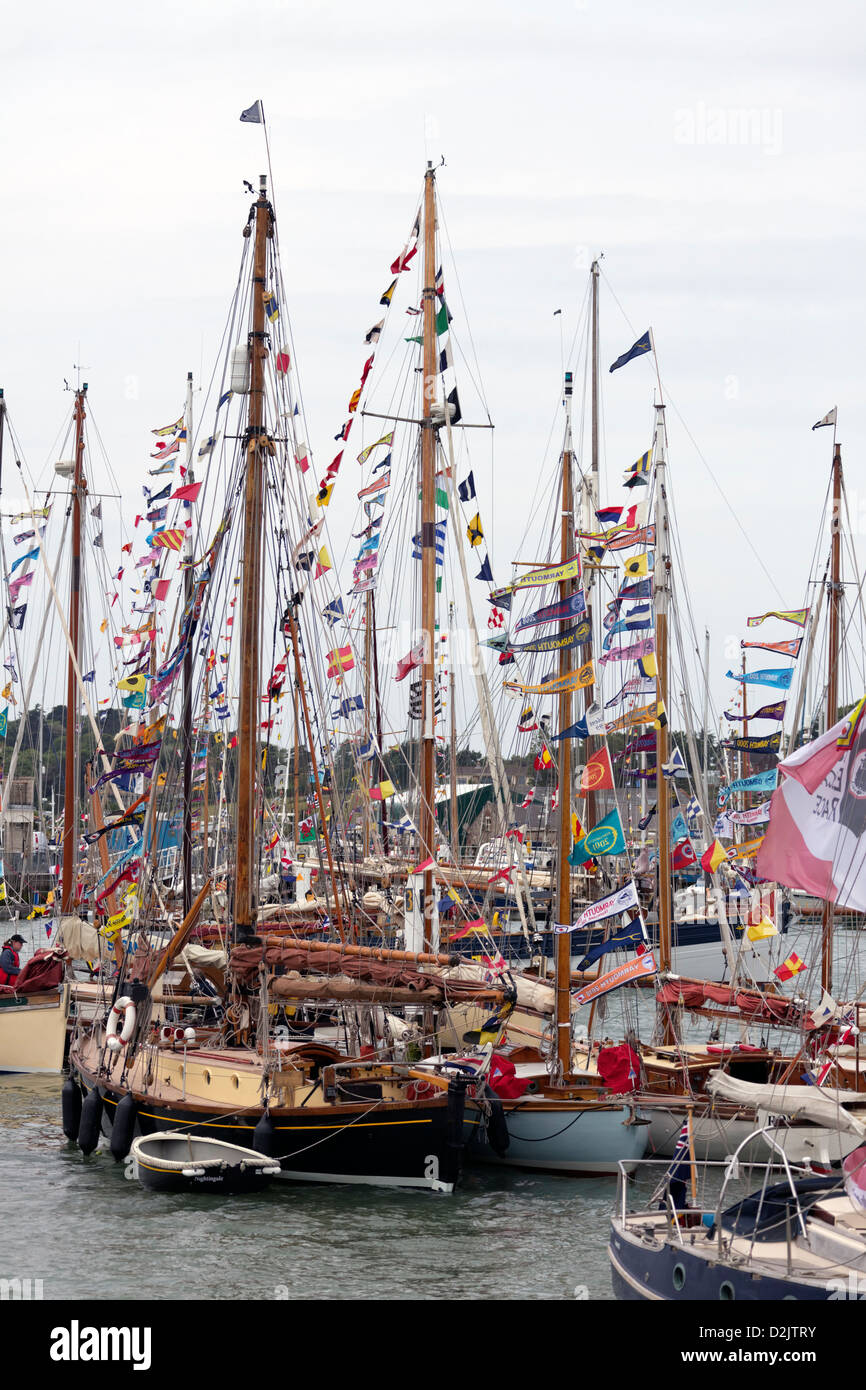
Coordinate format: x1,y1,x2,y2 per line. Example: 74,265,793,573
0,1074,615,1301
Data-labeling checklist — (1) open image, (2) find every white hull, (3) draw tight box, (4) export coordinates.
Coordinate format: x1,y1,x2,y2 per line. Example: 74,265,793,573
647,1105,861,1166
0,984,69,1075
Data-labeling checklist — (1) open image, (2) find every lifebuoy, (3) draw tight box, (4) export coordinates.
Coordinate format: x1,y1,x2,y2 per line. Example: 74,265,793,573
106,996,136,1051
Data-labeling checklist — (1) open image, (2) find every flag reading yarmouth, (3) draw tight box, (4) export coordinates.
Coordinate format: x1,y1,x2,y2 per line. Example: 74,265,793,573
573,952,658,1006
556,880,639,934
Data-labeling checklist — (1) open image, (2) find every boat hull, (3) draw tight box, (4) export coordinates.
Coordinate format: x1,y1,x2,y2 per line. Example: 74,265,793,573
469,1098,648,1175
73,1061,465,1192
647,1105,862,1167
609,1215,834,1300
0,984,70,1075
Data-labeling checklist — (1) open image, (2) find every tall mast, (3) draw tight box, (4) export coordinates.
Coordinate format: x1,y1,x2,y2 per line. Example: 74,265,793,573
821,441,843,994
234,175,271,940
582,260,602,830
652,403,673,1040
419,162,438,947
371,592,388,856
363,590,372,858
449,601,458,861
61,384,87,916
182,370,194,916
555,371,576,1078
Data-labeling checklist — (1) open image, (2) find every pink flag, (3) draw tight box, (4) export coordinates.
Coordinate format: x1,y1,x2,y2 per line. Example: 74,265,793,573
8,572,34,603
599,636,655,666
757,701,866,911
395,641,425,682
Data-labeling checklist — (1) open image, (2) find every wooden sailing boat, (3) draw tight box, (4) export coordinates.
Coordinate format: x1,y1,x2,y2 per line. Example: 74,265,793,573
65,168,514,1190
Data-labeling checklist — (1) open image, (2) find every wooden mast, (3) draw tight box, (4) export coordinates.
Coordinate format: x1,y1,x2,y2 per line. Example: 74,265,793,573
555,371,576,1078
449,601,459,862
821,441,843,995
371,592,388,855
234,175,270,941
419,162,438,949
363,590,372,858
61,384,86,916
182,370,195,916
652,402,674,1042
582,260,601,833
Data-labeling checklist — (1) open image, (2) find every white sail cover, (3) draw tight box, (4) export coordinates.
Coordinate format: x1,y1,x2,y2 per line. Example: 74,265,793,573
706,1071,866,1136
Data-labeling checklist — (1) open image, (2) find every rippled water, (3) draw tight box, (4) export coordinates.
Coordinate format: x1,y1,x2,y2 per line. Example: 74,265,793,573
0,1075,615,1301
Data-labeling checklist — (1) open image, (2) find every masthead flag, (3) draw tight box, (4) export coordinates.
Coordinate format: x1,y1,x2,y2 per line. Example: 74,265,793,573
609,330,652,373
812,407,837,431
240,101,263,123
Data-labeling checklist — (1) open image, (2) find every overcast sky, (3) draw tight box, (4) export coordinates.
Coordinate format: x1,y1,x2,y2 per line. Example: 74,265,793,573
2,0,864,732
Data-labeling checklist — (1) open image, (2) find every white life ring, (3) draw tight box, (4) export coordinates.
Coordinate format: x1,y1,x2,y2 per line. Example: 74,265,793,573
106,996,136,1051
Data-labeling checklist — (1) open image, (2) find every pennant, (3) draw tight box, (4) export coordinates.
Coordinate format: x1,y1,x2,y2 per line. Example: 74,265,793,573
718,769,778,802
152,416,183,437
514,590,587,634
741,638,802,659
609,330,652,373
240,100,263,123
446,387,461,425
475,555,493,583
505,660,594,696
505,556,581,594
390,244,418,275
508,623,591,656
599,636,655,666
365,320,384,345
558,880,640,934
358,472,390,500
746,609,810,629
357,432,394,466
723,732,782,754
812,408,836,431
723,699,787,723
726,667,794,690
380,278,398,307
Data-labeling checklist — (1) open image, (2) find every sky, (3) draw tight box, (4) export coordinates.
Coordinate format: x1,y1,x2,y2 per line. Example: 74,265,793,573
2,0,865,738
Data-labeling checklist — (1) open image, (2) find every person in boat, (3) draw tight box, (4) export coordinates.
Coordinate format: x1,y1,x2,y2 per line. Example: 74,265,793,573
0,934,25,987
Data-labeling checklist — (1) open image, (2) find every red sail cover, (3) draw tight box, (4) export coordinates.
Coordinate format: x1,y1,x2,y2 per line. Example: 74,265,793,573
597,1045,641,1093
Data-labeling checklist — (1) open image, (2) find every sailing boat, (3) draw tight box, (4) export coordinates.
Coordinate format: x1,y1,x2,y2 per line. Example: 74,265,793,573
65,166,519,1191
0,383,92,1074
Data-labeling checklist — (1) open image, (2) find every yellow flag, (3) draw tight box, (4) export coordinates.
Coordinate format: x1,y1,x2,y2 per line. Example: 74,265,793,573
623,553,650,579
117,673,148,694
506,660,594,696
746,916,777,942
